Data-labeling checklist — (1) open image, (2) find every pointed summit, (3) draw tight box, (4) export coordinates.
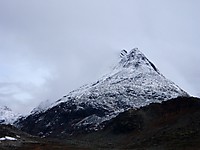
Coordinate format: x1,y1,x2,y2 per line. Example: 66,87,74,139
120,48,145,63
17,48,189,137
117,48,160,74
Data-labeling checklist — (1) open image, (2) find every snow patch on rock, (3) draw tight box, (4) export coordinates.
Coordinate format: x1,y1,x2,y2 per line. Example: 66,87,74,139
0,136,17,141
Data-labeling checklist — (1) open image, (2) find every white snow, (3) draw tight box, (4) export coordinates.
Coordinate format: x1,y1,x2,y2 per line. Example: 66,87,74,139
50,48,188,109
0,106,21,125
0,136,17,141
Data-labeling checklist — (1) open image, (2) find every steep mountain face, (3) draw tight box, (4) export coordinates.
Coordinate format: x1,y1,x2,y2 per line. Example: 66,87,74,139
16,48,188,137
0,106,20,125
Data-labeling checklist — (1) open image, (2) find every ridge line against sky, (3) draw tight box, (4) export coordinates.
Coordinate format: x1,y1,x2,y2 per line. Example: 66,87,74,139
0,0,200,114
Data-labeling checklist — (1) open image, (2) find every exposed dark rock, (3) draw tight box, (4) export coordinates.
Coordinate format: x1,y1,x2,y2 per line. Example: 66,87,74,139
88,96,200,149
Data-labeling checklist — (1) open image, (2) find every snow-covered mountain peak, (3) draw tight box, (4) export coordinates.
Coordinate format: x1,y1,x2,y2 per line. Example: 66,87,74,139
120,48,142,59
48,48,188,110
117,48,160,74
119,48,146,64
0,106,21,125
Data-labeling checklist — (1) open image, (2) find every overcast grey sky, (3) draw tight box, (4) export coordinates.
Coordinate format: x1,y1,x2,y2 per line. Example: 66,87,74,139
0,0,200,114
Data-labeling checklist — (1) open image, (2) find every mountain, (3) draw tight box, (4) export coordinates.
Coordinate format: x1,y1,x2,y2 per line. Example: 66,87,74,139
0,106,21,125
16,48,188,137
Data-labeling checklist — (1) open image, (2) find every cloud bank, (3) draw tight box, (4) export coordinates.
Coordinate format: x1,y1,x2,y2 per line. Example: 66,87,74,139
0,0,200,114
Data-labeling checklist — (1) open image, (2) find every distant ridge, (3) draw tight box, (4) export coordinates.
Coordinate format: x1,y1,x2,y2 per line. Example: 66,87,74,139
0,106,21,124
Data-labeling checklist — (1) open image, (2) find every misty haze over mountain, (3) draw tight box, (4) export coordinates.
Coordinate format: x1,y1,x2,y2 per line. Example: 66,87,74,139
0,0,200,114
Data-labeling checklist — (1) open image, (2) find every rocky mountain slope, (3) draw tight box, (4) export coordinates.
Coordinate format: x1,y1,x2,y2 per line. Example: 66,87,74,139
75,97,200,150
16,48,188,137
3,97,200,150
0,106,20,125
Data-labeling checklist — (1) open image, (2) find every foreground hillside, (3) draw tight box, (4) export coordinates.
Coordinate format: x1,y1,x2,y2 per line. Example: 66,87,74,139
79,96,200,149
1,97,200,149
0,124,88,150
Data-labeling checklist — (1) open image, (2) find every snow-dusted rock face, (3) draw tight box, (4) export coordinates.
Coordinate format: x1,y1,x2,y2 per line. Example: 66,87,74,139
17,48,188,137
31,99,53,115
54,48,188,108
0,106,21,125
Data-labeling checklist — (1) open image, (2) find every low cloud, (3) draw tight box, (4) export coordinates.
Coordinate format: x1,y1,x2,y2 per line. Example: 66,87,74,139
0,0,200,114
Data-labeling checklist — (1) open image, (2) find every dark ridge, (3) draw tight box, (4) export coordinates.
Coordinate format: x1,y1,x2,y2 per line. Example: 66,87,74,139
120,49,128,58
146,58,159,73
